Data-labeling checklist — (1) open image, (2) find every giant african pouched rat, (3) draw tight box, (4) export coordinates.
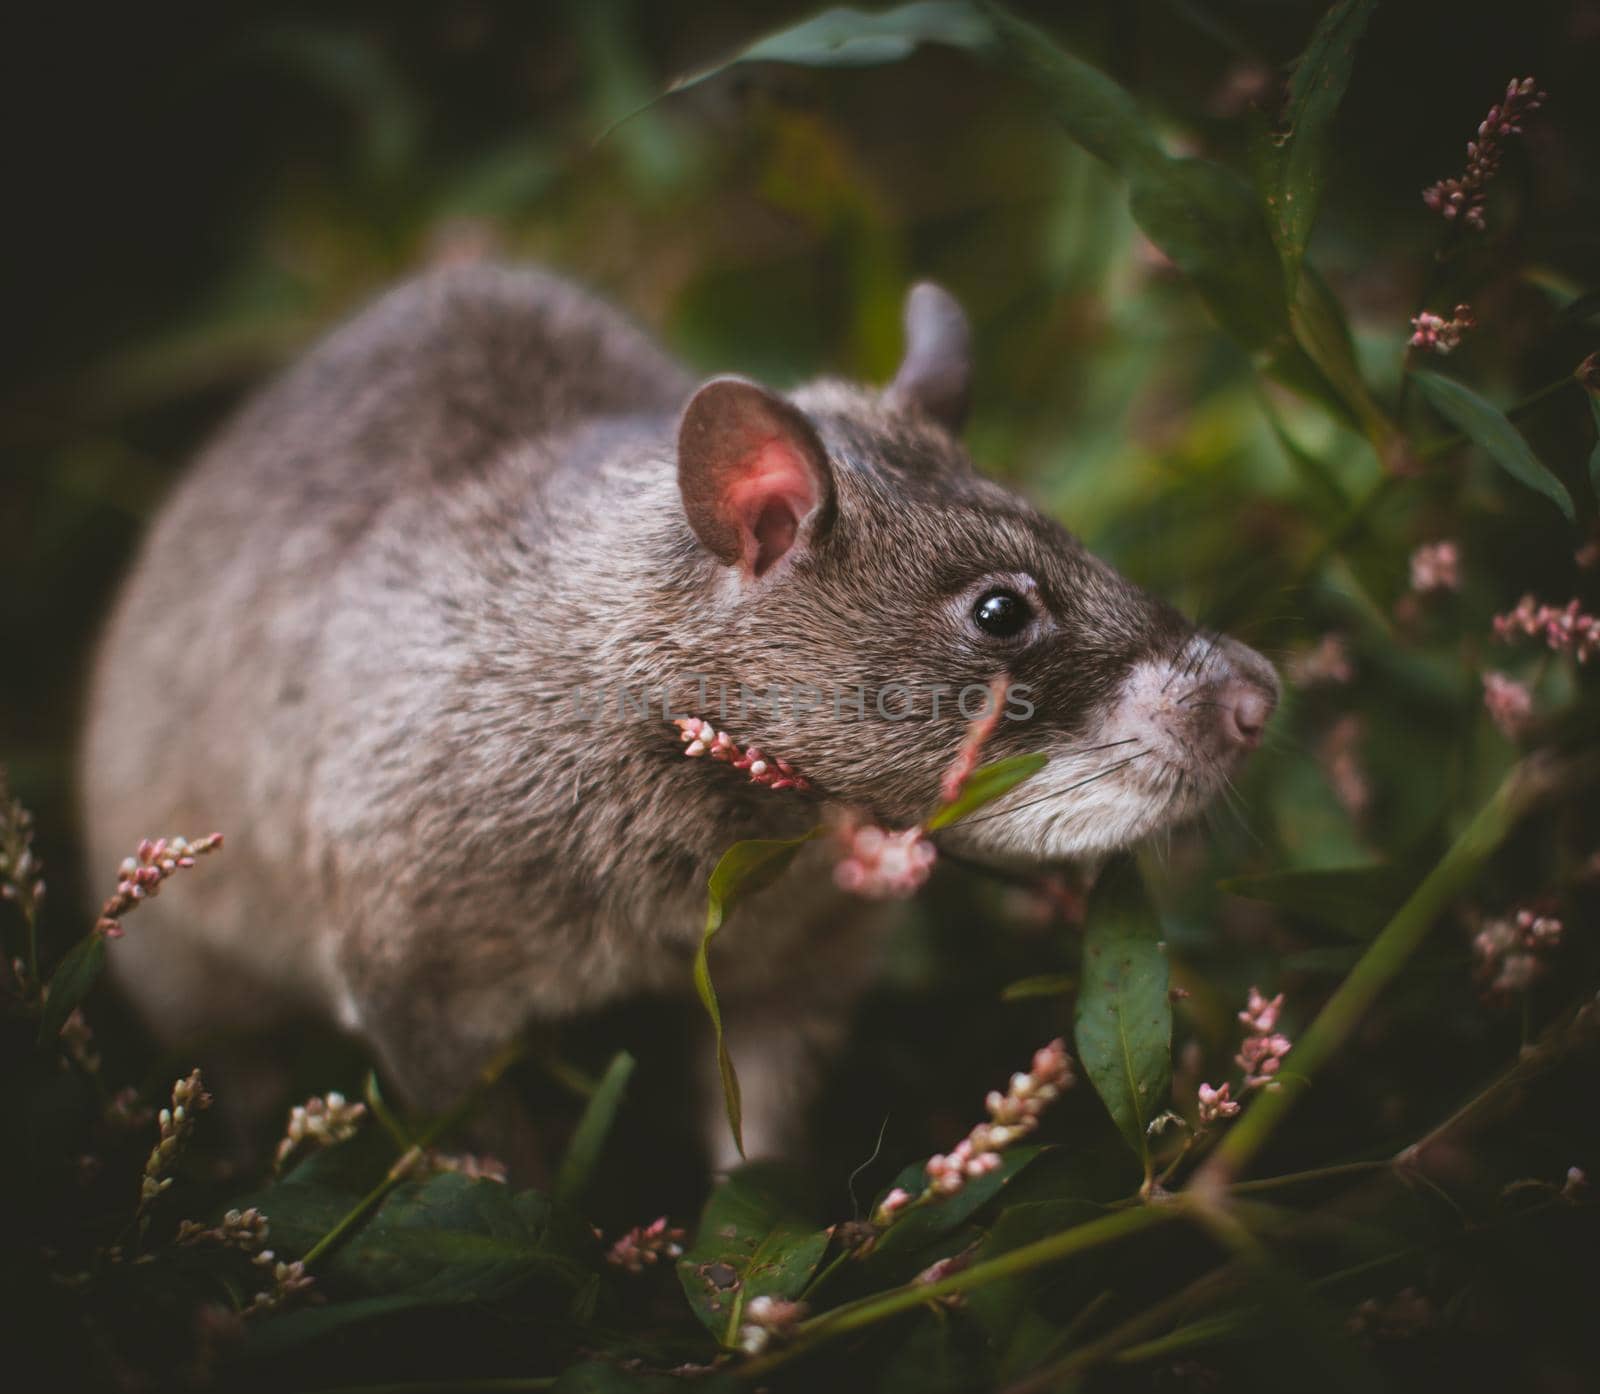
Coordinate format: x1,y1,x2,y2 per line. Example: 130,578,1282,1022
81,264,1277,1171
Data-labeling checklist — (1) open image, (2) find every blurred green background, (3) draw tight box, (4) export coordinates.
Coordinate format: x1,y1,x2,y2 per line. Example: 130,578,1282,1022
4,0,1600,1282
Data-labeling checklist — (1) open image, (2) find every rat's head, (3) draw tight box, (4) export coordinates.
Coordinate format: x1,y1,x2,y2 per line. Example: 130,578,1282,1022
672,283,1277,861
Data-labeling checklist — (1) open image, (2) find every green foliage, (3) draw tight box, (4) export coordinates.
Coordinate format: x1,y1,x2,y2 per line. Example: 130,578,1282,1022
1411,370,1578,523
1220,862,1418,940
555,1051,636,1206
865,1146,1040,1268
36,930,106,1043
676,1163,830,1345
1257,0,1379,295
925,752,1047,831
694,831,823,1158
1073,858,1172,1173
670,1,993,88
5,1,1600,1391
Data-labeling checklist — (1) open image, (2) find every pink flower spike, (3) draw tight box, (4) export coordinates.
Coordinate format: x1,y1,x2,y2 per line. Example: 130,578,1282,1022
1197,1082,1239,1125
912,1038,1074,1203
96,833,223,940
1234,987,1292,1090
1237,987,1283,1035
604,1215,686,1274
1409,307,1475,356
939,672,1011,805
873,1187,913,1225
671,717,812,793
832,816,937,900
1421,77,1546,232
1288,633,1354,687
1408,540,1461,593
1482,671,1533,740
1491,596,1600,663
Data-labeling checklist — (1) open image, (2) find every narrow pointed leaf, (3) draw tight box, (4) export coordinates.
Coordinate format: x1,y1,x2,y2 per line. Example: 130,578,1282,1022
695,830,823,1158
1074,858,1171,1168
1000,972,1077,1001
980,3,1163,176
1288,265,1397,453
37,932,107,1045
927,752,1048,830
1412,370,1576,522
668,1,994,95
1258,0,1379,291
555,1050,636,1205
1219,863,1417,941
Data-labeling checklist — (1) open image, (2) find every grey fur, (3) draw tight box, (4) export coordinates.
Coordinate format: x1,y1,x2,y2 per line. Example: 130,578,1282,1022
80,264,1275,1171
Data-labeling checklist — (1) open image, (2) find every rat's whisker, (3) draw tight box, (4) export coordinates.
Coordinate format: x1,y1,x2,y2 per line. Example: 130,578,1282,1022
953,749,1150,828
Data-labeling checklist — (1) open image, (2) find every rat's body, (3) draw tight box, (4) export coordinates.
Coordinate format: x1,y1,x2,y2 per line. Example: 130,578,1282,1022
82,264,1276,1170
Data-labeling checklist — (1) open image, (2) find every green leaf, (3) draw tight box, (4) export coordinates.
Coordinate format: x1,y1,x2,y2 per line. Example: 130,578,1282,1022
1000,972,1077,1001
979,4,1161,175
1074,858,1171,1171
994,4,1390,439
1219,863,1417,941
330,1176,597,1301
555,1050,635,1206
37,932,107,1045
983,7,1285,352
1411,370,1577,523
1257,0,1378,293
1125,156,1290,351
669,1,994,94
868,1146,1041,1262
695,830,823,1159
926,752,1048,830
677,1163,830,1345
238,1171,599,1311
652,2,1370,429
1288,265,1397,453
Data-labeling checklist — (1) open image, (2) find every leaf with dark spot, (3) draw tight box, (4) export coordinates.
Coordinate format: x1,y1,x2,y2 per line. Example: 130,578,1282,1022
676,1162,829,1345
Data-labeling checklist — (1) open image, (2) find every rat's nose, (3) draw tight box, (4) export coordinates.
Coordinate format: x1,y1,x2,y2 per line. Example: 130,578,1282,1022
1218,681,1273,749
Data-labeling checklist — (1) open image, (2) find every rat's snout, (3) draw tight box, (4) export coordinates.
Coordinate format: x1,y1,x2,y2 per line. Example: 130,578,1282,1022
1208,638,1280,753
1215,679,1272,749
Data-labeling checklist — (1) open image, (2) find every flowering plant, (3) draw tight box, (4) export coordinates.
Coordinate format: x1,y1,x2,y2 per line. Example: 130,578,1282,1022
5,3,1600,1391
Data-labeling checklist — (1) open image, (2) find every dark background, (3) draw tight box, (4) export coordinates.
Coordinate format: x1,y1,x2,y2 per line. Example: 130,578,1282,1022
3,4,1600,1387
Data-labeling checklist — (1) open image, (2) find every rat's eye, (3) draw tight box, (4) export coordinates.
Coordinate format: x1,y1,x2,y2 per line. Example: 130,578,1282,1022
973,588,1031,638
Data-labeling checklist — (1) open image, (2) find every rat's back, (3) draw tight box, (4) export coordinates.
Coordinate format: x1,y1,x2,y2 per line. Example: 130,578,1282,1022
79,264,691,1037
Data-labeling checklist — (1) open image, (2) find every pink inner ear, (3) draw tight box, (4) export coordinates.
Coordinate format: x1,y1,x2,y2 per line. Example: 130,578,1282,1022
723,436,818,577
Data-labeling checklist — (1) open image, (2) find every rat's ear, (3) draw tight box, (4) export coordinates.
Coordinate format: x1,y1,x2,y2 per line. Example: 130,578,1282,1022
678,377,834,578
883,281,972,433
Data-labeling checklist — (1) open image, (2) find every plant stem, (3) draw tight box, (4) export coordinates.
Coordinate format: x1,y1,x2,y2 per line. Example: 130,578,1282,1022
1226,1157,1389,1195
1196,756,1552,1187
300,1038,527,1270
742,1203,1176,1376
